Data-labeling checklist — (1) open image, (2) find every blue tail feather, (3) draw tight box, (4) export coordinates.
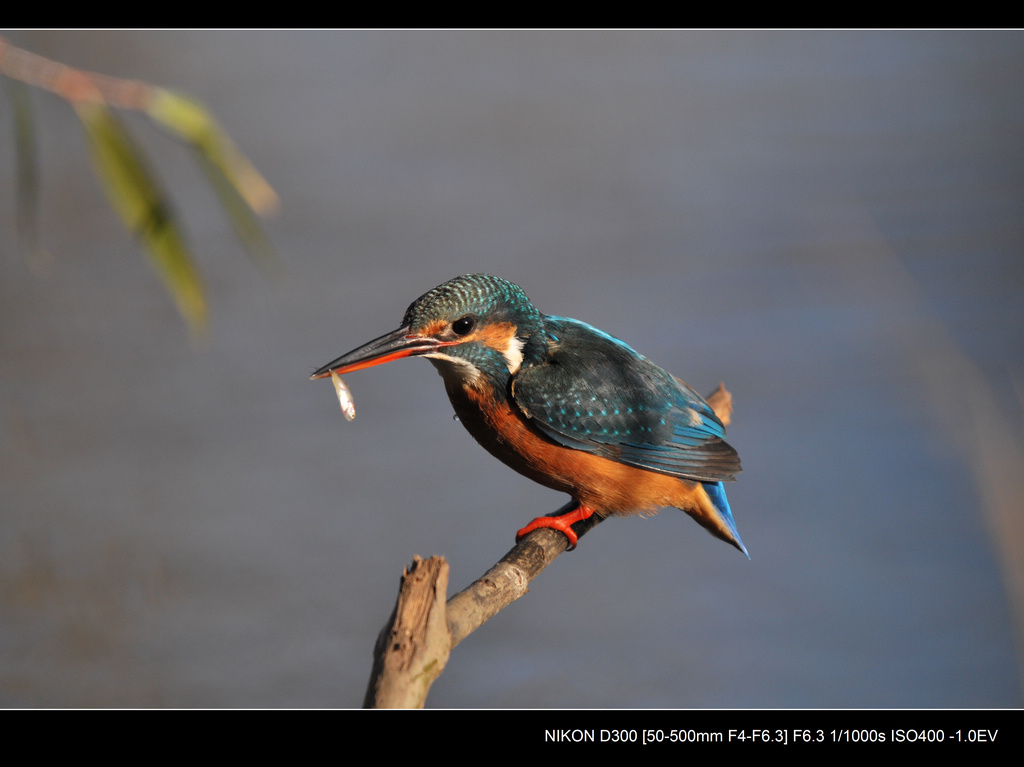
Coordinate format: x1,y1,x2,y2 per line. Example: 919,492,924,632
702,481,749,559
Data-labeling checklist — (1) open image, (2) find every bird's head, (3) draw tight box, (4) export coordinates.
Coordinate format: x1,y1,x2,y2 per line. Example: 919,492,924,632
311,274,547,387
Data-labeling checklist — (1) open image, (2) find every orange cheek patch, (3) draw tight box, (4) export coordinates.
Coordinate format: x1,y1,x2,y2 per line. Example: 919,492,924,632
415,320,516,352
465,321,517,352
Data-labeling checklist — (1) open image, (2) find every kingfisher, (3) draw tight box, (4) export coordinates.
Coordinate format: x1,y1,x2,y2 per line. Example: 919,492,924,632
311,274,746,556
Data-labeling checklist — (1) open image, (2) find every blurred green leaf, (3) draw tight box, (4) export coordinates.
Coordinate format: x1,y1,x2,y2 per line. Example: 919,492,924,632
146,89,279,273
8,77,41,261
195,149,280,275
146,89,277,214
75,100,208,336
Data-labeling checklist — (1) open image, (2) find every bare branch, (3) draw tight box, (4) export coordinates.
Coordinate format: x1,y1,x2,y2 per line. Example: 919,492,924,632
363,556,451,709
364,385,736,707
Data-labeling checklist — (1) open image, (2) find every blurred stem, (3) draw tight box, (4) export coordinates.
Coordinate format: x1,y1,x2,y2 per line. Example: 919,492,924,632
0,35,279,335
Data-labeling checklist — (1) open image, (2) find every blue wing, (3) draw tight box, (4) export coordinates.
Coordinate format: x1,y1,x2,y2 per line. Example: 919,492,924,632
511,316,741,483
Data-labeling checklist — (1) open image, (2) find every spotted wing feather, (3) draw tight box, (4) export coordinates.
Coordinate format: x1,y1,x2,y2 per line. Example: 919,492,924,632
511,317,740,482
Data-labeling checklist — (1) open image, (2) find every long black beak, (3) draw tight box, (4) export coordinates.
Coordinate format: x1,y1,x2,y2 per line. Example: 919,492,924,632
310,326,447,380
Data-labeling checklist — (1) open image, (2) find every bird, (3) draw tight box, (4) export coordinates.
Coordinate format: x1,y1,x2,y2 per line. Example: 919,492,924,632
311,274,746,556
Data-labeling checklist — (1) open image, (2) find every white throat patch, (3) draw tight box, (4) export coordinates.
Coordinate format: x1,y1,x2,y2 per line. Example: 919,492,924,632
425,352,482,385
502,336,526,374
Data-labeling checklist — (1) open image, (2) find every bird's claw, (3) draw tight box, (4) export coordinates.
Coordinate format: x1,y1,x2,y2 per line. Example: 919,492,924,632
516,516,580,550
515,503,595,551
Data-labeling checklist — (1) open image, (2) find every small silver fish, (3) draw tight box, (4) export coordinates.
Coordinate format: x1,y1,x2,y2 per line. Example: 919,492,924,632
330,370,356,421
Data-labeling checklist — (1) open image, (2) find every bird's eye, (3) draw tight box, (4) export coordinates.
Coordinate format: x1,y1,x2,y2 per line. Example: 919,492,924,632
452,316,475,336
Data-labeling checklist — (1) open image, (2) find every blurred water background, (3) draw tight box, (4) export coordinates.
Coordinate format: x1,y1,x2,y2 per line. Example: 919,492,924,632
1,30,1022,707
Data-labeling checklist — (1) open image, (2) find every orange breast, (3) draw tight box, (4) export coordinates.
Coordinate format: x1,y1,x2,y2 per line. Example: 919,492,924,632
445,379,711,520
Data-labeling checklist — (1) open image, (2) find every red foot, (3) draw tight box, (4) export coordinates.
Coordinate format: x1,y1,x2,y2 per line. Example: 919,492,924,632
516,503,595,551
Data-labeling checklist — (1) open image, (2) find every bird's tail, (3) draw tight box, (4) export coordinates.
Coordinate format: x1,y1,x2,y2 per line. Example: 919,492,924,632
699,481,749,558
